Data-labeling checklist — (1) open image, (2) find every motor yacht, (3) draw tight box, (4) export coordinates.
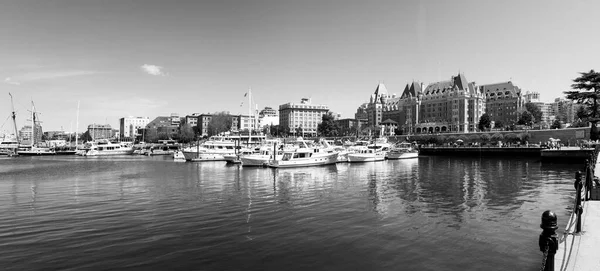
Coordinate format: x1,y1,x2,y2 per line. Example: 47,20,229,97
386,142,419,159
267,138,338,168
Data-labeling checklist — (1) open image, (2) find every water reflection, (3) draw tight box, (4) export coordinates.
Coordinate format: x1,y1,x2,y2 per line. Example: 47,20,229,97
0,155,584,271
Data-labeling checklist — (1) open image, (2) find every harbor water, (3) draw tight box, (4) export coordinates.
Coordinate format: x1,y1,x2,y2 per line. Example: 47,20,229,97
0,155,581,270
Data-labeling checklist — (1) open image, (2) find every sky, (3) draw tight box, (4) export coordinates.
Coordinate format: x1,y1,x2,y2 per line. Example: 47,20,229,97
1,0,599,133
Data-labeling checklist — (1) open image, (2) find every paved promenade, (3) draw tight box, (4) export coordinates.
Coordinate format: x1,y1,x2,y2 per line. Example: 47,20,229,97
553,159,600,270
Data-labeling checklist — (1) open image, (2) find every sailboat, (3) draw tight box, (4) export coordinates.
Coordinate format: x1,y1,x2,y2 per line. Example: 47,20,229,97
56,101,79,155
17,101,56,156
0,93,21,156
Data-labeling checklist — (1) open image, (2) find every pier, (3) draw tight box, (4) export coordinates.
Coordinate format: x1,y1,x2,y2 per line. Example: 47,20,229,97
540,147,600,270
419,146,595,162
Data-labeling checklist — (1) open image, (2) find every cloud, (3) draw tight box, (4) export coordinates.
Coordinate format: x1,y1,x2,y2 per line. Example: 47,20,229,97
140,64,167,76
4,77,21,85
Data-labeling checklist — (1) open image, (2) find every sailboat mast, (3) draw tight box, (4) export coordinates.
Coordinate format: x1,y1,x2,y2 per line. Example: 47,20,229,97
75,101,80,146
248,88,252,146
9,93,20,145
31,101,35,147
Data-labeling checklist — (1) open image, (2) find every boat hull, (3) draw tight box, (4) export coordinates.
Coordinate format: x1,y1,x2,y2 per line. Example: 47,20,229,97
268,153,338,168
347,153,385,162
183,151,228,161
85,149,134,156
386,152,418,159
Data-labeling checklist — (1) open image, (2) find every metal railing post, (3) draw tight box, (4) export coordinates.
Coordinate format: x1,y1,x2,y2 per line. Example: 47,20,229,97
575,171,584,233
539,210,558,271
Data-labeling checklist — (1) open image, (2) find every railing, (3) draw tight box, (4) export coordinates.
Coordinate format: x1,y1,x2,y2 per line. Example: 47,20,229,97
538,144,600,271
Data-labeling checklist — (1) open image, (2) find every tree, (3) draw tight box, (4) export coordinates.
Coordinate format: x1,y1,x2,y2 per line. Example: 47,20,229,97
564,70,600,140
525,102,543,123
178,123,194,143
479,133,491,144
494,120,504,129
207,111,232,136
81,130,93,142
550,119,563,129
518,111,534,126
192,125,201,136
478,113,492,131
317,113,340,137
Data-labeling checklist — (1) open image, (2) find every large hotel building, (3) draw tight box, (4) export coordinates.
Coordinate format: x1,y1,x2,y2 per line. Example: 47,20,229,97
360,73,528,134
279,98,329,137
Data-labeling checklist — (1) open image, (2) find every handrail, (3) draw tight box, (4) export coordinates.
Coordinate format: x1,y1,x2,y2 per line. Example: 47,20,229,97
540,144,600,271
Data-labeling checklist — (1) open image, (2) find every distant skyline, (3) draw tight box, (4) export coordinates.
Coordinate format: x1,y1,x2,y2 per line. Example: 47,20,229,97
1,0,599,133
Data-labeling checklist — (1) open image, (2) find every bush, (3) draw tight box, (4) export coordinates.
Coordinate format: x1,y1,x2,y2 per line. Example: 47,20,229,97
504,133,520,144
518,133,530,143
491,133,504,142
480,133,491,143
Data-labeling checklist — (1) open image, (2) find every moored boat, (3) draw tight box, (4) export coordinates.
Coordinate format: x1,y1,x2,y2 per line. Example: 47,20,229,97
386,142,419,159
83,140,134,156
267,139,338,168
182,136,236,162
347,145,386,162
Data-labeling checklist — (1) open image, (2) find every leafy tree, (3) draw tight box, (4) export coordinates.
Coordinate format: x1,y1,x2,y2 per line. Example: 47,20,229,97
317,113,340,137
207,111,232,136
192,125,201,136
491,133,504,142
518,111,534,126
478,113,491,131
550,119,563,129
479,133,491,144
504,133,520,144
518,133,530,144
178,123,194,143
525,103,543,123
494,120,504,129
81,130,93,142
564,70,600,140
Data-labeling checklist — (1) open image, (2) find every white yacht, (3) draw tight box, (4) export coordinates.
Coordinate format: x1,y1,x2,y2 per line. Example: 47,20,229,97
82,140,134,156
224,147,256,164
0,138,19,156
267,139,338,168
181,136,236,161
240,140,289,166
347,145,386,162
386,142,419,159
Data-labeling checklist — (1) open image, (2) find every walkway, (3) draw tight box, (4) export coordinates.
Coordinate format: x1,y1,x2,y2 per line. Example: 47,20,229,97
553,159,600,270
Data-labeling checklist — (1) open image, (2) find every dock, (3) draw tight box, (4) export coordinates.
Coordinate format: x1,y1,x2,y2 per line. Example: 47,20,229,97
551,155,600,270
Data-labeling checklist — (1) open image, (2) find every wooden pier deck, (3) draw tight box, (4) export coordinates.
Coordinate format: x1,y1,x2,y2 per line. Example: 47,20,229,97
553,159,600,270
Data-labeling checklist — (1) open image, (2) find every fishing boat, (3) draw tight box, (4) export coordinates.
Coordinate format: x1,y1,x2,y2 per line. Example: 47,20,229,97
83,140,134,156
386,142,419,159
267,138,338,168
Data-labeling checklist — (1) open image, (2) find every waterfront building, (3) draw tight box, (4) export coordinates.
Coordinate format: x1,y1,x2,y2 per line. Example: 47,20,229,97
406,73,485,133
184,113,202,127
197,113,242,137
87,124,113,140
146,114,181,139
238,115,253,131
551,98,579,123
119,116,150,140
366,83,389,127
481,81,524,127
354,103,368,121
258,107,279,129
279,98,329,137
335,118,367,136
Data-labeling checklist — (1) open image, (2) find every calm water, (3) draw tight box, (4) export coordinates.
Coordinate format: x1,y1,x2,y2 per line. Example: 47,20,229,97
0,155,581,270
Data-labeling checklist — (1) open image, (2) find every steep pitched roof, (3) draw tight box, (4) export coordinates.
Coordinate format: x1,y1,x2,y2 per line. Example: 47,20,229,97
400,84,411,98
373,82,388,97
